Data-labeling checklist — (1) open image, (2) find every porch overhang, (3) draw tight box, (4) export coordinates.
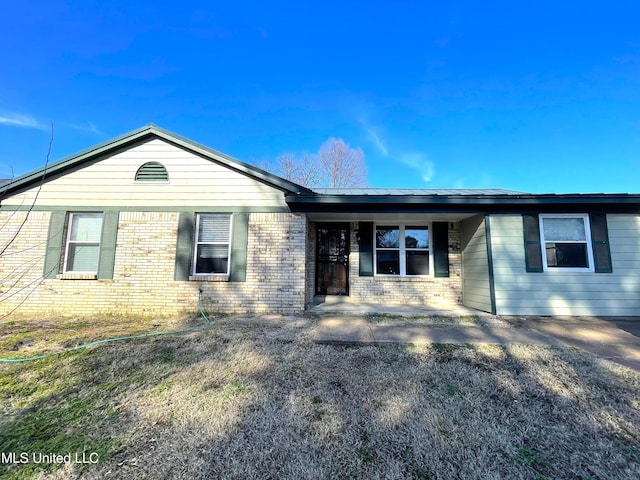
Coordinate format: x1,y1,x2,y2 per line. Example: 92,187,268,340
286,193,640,215
306,212,475,222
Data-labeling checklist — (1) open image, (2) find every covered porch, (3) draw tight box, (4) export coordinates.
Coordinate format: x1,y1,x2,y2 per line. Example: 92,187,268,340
304,211,482,312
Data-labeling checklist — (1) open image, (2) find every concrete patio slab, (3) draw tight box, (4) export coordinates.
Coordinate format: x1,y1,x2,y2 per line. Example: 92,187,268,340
309,298,490,317
312,313,640,372
505,316,640,372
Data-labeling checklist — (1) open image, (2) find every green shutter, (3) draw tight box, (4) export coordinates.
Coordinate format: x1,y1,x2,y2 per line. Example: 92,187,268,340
358,222,374,276
229,213,249,282
432,222,449,278
589,213,612,273
174,212,195,281
522,214,543,272
43,211,66,278
97,211,119,279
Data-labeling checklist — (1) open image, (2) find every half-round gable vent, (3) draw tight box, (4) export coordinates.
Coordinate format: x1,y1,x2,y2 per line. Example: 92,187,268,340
135,162,169,181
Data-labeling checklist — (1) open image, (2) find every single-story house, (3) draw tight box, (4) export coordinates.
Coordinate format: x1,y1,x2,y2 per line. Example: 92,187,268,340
1,125,639,317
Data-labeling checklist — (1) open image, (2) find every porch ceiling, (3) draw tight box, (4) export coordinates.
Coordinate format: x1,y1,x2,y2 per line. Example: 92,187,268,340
307,212,477,222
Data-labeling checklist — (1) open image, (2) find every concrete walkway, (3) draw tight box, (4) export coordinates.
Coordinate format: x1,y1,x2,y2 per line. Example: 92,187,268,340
312,313,640,372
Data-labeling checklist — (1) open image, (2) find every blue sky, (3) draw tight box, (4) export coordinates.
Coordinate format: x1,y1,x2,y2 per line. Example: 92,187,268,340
1,1,639,193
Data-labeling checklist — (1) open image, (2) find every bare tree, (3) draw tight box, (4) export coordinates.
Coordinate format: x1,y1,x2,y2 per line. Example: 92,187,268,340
0,123,53,319
275,152,321,187
249,138,367,188
318,137,367,188
247,157,273,174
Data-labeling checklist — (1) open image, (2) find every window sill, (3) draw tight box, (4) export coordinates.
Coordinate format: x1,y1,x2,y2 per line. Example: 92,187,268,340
373,275,433,281
189,275,230,282
57,273,97,280
541,268,595,274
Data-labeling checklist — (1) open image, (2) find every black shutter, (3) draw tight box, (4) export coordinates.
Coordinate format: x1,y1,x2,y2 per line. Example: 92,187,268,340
174,212,195,280
43,211,66,278
522,214,543,272
589,213,612,273
432,222,449,277
358,222,374,276
229,213,249,282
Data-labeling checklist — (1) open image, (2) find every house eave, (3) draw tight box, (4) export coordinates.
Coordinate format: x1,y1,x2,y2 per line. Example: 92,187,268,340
285,193,640,214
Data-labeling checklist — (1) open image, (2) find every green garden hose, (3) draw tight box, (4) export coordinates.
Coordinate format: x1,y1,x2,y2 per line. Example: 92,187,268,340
0,293,211,363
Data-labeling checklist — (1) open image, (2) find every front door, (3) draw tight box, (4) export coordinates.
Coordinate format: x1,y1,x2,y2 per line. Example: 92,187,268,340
316,223,349,295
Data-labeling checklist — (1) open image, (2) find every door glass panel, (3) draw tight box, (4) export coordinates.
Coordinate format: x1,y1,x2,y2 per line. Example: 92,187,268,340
316,225,349,295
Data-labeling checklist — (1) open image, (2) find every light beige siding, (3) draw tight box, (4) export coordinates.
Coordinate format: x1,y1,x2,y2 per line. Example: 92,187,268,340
3,138,288,208
460,215,492,312
490,214,640,316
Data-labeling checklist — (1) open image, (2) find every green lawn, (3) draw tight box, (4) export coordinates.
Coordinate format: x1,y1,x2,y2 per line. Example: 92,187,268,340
1,314,639,479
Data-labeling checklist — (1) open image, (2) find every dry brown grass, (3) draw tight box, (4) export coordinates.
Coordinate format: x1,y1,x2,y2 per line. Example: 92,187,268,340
1,314,639,479
0,314,199,359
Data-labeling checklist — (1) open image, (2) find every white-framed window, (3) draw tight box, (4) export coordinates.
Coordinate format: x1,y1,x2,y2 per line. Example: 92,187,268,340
539,214,594,272
63,213,104,274
374,224,431,276
193,214,232,276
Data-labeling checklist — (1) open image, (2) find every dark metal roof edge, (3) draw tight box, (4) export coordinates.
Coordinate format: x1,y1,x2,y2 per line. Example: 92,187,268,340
2,124,313,196
286,193,640,203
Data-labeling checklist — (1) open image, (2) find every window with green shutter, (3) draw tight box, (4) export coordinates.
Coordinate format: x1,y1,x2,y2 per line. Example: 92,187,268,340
523,213,613,273
174,212,248,282
45,211,119,279
373,223,433,276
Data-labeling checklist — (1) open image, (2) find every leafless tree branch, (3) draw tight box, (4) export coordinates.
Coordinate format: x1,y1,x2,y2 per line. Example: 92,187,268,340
0,122,53,257
318,137,367,188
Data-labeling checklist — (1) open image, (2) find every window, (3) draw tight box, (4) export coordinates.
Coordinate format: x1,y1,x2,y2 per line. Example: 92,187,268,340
539,214,594,271
193,214,232,275
375,225,430,276
64,213,104,273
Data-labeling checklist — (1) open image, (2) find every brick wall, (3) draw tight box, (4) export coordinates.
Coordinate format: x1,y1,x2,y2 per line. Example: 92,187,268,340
0,211,307,317
0,211,50,315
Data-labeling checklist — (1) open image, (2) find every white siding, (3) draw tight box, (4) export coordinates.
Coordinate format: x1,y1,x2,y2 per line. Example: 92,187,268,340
3,139,288,208
460,215,492,313
490,214,640,316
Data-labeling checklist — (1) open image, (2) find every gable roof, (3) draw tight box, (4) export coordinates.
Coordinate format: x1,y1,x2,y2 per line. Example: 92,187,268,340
1,124,313,197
